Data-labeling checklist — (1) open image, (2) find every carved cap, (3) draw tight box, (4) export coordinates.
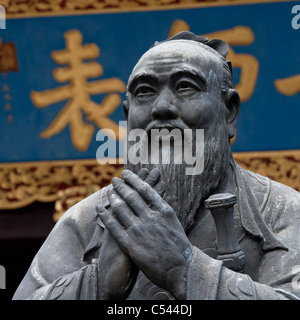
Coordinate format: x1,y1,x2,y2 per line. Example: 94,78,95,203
154,31,230,59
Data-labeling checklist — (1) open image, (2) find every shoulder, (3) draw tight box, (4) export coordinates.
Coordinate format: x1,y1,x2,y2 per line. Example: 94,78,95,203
238,165,300,236
237,164,300,209
265,178,300,231
60,185,112,225
46,185,112,247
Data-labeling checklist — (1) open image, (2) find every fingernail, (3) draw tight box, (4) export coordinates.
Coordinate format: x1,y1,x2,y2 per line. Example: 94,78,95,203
151,168,160,175
121,170,130,178
138,168,148,180
96,204,104,213
112,177,121,187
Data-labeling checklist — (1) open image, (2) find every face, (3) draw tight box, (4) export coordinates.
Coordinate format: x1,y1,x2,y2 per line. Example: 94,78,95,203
124,41,233,231
126,40,228,133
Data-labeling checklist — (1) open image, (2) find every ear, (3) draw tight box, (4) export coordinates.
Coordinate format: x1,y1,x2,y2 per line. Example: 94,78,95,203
224,89,240,139
123,100,129,121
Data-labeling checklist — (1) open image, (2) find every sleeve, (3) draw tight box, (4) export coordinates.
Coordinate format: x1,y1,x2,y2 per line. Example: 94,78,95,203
12,194,105,300
186,239,300,300
23,258,99,300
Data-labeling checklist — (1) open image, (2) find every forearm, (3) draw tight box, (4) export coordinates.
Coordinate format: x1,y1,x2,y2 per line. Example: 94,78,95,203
217,266,282,300
185,247,288,300
14,260,99,300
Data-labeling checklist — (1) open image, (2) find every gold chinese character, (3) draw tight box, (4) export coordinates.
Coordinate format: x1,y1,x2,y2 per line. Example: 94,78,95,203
168,20,259,102
31,29,126,152
274,75,300,96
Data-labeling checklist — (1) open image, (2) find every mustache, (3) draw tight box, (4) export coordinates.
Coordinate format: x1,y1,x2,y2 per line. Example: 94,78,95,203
144,119,189,134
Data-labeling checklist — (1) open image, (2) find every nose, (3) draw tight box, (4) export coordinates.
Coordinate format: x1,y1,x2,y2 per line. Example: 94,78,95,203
151,89,179,120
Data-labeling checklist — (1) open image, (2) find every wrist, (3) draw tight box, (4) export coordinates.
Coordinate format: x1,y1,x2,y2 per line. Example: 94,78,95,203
186,246,223,300
167,246,193,300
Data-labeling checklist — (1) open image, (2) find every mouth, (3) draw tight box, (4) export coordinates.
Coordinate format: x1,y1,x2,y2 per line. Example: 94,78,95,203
145,119,188,133
143,120,189,150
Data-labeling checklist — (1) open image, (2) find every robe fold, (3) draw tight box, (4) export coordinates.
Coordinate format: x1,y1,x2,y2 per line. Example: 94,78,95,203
13,163,300,300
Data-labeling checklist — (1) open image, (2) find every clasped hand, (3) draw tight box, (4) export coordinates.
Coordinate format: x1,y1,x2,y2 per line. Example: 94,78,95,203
96,168,193,300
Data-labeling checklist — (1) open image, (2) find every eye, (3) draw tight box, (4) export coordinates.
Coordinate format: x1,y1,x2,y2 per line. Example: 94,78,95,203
176,81,199,93
134,85,156,97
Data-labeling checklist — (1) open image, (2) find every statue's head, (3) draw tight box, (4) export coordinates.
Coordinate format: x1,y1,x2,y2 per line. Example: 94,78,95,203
123,31,241,231
124,31,240,141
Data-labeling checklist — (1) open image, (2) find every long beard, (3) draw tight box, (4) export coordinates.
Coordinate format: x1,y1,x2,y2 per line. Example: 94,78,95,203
124,124,231,232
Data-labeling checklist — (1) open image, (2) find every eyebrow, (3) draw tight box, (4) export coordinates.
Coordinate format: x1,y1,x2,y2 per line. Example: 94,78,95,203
169,67,207,89
128,67,208,93
128,70,160,93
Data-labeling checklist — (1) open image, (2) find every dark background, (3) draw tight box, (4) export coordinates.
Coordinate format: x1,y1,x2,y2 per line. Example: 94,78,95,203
0,202,55,300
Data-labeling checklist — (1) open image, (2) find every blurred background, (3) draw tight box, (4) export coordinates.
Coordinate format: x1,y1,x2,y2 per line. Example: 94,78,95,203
0,0,300,300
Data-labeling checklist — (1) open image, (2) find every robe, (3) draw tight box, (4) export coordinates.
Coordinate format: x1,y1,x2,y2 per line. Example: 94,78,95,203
12,163,300,300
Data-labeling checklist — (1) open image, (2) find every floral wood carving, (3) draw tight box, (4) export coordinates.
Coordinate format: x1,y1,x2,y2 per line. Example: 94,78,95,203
0,150,299,220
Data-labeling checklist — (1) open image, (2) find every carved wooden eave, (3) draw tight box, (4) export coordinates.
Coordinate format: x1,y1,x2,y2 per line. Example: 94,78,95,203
0,160,123,220
0,150,299,221
2,0,297,18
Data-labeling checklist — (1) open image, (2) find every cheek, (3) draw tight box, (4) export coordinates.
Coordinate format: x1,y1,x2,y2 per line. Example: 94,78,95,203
127,105,152,130
179,93,223,129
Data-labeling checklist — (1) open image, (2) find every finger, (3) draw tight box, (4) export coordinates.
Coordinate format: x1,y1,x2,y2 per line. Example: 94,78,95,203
121,170,173,215
153,180,166,197
123,168,161,189
143,168,160,187
108,188,136,229
96,203,105,215
137,168,149,180
124,168,165,197
112,177,149,217
96,204,129,251
101,170,147,213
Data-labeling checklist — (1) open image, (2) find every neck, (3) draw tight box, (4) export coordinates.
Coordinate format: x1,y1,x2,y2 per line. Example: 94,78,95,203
213,155,236,195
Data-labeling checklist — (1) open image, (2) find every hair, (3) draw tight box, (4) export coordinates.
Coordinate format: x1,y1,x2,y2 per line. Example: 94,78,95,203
153,31,233,98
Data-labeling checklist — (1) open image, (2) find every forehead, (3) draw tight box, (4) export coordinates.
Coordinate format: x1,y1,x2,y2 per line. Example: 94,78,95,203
129,40,222,84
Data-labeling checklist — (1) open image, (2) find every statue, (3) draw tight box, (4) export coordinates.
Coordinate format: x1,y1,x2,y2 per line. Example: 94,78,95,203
13,32,300,300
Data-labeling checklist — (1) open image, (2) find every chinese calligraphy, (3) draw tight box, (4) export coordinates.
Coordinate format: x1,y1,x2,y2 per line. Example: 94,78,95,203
274,75,300,96
202,26,259,103
31,29,126,152
0,39,18,124
1,78,13,123
30,22,299,154
168,20,259,103
169,20,300,100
